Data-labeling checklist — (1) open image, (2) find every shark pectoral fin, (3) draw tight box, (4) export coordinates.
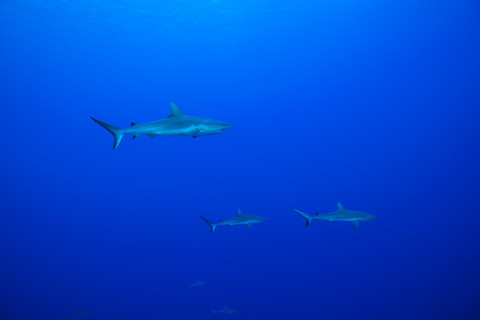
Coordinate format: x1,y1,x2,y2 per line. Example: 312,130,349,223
247,223,253,229
352,221,359,230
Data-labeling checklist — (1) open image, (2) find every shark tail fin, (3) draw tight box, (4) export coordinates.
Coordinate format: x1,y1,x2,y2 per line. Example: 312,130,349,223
90,117,124,150
200,216,216,233
293,209,313,227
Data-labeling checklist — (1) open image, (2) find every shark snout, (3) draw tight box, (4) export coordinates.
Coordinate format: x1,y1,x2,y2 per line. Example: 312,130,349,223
221,122,233,130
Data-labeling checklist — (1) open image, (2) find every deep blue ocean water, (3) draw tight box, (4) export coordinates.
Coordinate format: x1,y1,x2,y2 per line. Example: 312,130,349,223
1,1,479,319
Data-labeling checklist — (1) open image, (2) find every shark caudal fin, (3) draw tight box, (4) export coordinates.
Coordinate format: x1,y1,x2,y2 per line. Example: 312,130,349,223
200,216,216,233
90,117,124,150
293,209,313,227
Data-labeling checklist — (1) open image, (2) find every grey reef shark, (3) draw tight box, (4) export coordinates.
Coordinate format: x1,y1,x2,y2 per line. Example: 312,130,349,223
64,310,91,320
210,305,236,316
294,202,377,229
201,209,266,233
91,102,233,150
186,280,206,288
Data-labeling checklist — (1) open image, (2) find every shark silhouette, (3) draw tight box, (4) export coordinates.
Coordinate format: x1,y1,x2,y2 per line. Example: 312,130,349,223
210,305,236,316
64,310,91,320
186,280,206,288
91,102,233,149
201,209,266,233
294,202,376,229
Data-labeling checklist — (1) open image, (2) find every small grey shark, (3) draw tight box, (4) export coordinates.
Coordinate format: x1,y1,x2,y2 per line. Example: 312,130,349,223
64,310,91,320
91,102,233,150
210,305,236,316
200,209,266,233
186,280,206,288
294,202,377,229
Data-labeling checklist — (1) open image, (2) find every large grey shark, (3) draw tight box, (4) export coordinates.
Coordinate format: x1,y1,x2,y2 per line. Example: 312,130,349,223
91,102,233,150
200,209,266,233
210,305,236,316
186,280,206,288
293,202,377,229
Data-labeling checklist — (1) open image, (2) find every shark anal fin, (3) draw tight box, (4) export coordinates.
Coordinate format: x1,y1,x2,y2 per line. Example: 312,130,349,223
352,221,359,229
247,223,253,229
147,134,155,138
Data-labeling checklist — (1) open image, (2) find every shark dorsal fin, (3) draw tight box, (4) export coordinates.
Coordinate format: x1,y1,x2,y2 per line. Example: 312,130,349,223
131,122,137,126
168,102,184,117
237,209,243,216
337,202,346,211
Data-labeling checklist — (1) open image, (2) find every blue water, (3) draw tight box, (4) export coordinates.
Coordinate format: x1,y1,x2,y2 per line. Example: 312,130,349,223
1,1,479,319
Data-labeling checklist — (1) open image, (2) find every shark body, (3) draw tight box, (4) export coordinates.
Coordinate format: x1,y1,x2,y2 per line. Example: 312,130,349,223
186,280,206,288
294,203,376,229
201,209,266,233
210,305,236,316
91,103,233,150
64,310,91,320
